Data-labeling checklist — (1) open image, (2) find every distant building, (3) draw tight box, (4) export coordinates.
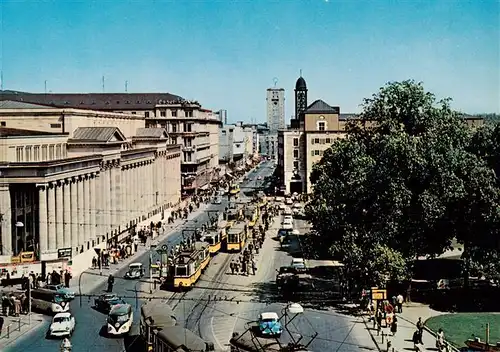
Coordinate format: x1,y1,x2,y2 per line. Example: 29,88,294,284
278,76,485,195
0,101,181,273
0,91,220,194
266,88,285,133
219,122,254,171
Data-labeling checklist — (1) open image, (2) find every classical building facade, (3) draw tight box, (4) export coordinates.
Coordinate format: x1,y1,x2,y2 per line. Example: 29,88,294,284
0,92,220,194
0,104,181,271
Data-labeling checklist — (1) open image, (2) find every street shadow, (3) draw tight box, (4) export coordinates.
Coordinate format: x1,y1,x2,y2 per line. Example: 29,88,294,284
123,334,146,352
247,281,282,304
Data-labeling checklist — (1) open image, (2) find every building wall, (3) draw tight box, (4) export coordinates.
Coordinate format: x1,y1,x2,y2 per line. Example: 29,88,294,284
146,103,220,192
304,132,346,193
0,135,181,272
0,135,69,162
0,108,144,138
304,112,345,132
266,88,285,133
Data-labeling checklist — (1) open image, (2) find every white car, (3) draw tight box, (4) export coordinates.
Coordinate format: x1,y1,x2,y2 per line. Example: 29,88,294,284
275,197,284,203
292,203,301,210
283,215,293,223
285,198,293,205
281,218,293,230
291,258,307,271
48,312,75,337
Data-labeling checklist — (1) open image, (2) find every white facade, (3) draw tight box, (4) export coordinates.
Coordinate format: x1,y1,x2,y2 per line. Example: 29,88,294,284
259,133,278,159
266,88,285,133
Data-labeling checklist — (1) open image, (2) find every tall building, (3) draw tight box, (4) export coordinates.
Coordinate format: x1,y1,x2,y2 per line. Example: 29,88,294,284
266,88,285,133
0,101,181,273
1,91,221,194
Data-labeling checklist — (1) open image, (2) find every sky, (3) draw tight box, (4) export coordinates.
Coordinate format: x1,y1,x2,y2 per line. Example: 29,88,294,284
0,0,499,123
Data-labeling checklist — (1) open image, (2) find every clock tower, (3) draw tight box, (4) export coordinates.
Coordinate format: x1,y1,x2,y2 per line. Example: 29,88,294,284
294,74,308,124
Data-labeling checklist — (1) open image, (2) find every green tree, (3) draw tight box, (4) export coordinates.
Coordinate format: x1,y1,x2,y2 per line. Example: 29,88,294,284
305,80,500,287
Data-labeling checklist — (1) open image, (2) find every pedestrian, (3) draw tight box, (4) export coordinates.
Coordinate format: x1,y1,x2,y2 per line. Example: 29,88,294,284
397,293,404,313
107,274,114,293
390,315,398,336
230,262,235,275
416,317,424,344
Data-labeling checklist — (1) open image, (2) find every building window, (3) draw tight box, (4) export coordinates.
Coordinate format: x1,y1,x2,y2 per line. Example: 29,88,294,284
171,137,177,145
160,110,166,117
33,146,40,161
49,145,55,159
42,145,48,160
145,111,150,118
185,110,193,118
293,138,299,147
293,149,299,158
0,121,5,126
16,147,23,162
293,161,299,169
183,123,192,132
314,138,319,144
171,109,177,117
131,111,137,115
50,123,61,128
326,138,331,144
318,122,326,131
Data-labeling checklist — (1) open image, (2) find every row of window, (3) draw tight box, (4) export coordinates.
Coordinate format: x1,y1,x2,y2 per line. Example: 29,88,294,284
15,144,67,162
311,137,333,145
144,109,194,118
311,150,325,156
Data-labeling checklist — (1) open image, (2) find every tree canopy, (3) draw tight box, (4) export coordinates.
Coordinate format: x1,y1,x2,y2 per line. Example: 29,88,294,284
305,80,500,287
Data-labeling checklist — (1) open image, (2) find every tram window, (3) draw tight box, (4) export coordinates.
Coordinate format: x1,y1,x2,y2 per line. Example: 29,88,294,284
228,233,238,243
205,237,214,245
175,265,188,276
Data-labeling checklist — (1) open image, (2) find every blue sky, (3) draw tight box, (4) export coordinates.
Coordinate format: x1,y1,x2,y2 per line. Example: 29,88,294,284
1,0,498,122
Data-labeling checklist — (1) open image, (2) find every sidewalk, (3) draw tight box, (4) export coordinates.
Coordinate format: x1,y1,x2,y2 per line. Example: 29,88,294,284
72,200,211,295
0,312,49,350
362,302,459,352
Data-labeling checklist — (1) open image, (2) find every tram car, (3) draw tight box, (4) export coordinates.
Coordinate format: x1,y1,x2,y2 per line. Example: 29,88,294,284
194,241,211,271
201,230,222,255
225,221,247,252
245,205,259,228
229,183,240,196
226,203,243,229
140,302,176,352
171,249,203,289
152,326,215,352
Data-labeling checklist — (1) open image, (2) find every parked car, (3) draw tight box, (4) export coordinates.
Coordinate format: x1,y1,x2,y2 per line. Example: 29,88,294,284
258,312,282,337
46,284,75,300
213,197,222,204
48,312,75,338
94,294,126,313
124,263,144,279
257,176,262,180
281,218,293,230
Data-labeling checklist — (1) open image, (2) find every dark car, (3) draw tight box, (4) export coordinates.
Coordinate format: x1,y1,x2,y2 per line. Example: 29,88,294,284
94,294,126,313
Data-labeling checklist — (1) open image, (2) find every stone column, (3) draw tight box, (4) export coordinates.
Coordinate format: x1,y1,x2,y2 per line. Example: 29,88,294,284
125,166,130,225
55,181,64,250
63,180,71,249
77,176,84,247
83,174,90,245
0,184,12,256
114,162,123,230
70,178,78,250
36,184,48,258
104,163,111,235
90,173,96,241
162,155,167,204
47,182,57,251
149,161,154,210
109,162,115,231
95,172,103,240
133,164,138,220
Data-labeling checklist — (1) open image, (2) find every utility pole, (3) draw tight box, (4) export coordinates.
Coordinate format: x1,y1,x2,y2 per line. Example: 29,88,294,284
149,244,157,294
27,277,31,325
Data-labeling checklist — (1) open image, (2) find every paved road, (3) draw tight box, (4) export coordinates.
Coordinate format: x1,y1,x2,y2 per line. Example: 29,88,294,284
200,214,380,352
8,162,274,352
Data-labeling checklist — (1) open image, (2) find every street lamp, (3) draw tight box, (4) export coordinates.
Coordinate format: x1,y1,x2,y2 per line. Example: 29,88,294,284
15,221,24,254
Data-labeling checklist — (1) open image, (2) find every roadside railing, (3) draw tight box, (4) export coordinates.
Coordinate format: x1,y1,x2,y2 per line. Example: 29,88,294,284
0,313,31,340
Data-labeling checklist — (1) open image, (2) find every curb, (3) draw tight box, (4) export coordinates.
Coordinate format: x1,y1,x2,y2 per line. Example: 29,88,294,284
360,314,383,352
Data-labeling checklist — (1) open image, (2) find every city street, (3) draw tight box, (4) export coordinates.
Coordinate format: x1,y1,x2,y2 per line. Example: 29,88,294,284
198,216,379,352
7,162,274,352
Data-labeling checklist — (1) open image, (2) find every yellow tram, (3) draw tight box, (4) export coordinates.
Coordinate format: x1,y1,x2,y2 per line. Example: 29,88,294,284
229,183,240,196
172,244,210,289
226,204,243,229
225,221,247,252
245,205,259,228
202,230,222,255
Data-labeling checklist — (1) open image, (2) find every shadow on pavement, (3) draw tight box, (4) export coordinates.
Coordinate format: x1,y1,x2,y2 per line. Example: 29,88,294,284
123,334,146,352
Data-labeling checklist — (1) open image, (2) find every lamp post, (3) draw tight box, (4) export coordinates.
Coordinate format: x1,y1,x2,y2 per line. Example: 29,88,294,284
15,221,24,254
